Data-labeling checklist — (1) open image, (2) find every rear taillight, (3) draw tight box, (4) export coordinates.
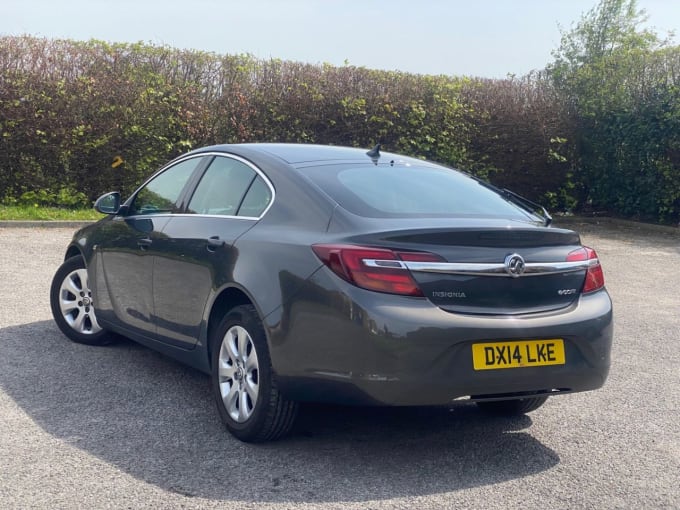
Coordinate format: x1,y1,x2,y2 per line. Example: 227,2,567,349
566,246,605,293
312,244,443,296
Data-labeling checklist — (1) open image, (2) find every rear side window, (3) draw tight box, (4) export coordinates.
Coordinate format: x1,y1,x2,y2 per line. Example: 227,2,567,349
238,177,272,217
188,156,256,216
299,164,536,219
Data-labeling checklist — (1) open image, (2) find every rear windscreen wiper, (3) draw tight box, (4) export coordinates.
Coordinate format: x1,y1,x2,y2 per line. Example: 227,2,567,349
474,178,552,226
499,187,553,226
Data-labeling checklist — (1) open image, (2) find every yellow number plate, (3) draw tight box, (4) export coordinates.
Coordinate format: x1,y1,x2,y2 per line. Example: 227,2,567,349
472,339,565,370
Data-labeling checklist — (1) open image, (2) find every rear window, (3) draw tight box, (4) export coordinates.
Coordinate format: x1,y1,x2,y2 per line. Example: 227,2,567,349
298,163,537,219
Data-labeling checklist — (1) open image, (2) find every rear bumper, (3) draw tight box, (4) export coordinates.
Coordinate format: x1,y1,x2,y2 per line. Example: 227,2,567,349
268,270,613,406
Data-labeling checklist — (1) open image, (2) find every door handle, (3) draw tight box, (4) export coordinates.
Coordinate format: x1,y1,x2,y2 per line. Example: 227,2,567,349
207,236,225,252
137,237,153,251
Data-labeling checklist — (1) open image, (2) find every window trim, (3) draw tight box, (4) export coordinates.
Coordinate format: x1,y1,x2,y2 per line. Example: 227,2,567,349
122,152,275,221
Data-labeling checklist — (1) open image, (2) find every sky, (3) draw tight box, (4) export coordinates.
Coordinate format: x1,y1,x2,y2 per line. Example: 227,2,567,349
3,0,679,78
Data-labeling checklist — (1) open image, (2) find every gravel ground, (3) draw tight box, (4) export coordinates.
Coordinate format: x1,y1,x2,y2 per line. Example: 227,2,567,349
0,223,678,509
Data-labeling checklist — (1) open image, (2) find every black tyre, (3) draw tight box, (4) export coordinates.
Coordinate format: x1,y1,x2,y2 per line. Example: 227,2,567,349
211,305,298,442
50,256,112,346
476,395,548,416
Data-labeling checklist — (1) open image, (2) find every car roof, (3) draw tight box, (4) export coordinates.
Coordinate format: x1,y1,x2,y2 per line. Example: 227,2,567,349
191,143,435,168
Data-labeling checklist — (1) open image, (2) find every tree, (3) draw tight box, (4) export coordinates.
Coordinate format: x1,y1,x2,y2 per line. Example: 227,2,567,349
547,0,680,223
550,0,658,77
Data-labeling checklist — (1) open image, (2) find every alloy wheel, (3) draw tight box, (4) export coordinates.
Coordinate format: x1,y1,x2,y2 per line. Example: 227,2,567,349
58,268,102,335
218,325,260,422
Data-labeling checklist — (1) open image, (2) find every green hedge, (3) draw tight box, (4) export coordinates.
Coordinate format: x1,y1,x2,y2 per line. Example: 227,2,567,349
1,35,678,223
550,47,680,222
0,37,476,204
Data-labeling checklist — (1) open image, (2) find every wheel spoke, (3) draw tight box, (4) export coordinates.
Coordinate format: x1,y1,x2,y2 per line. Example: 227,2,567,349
221,381,240,420
75,269,90,291
62,276,82,297
88,313,101,331
244,347,258,372
244,375,258,405
71,311,86,333
239,390,251,421
218,358,236,380
237,328,250,362
226,330,240,361
59,298,78,316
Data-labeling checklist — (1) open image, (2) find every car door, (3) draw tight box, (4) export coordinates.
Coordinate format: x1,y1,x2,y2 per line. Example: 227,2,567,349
92,156,207,337
152,154,274,348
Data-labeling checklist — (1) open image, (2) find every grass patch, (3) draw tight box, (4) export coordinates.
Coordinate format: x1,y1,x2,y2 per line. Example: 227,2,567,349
0,205,104,221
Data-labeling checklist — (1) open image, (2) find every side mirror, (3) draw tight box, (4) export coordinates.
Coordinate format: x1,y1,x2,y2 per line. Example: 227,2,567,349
94,192,121,215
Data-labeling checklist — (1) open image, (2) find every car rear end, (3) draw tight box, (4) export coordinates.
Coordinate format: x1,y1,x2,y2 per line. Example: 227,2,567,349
271,154,613,407
305,222,611,404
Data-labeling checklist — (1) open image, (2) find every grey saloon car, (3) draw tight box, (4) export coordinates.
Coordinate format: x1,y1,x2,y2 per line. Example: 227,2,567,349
50,143,613,442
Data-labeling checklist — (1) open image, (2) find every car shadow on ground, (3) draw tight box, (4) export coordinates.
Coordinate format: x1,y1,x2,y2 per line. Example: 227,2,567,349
0,320,560,503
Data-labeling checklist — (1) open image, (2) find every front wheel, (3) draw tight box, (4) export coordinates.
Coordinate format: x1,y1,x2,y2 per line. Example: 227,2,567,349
211,305,298,442
476,395,548,416
50,256,111,346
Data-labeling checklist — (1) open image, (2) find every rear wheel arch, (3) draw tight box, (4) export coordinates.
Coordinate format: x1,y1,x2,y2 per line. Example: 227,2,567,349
207,286,258,362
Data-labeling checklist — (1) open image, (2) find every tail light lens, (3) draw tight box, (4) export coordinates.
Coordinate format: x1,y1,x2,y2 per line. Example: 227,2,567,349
312,244,443,296
566,246,605,293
